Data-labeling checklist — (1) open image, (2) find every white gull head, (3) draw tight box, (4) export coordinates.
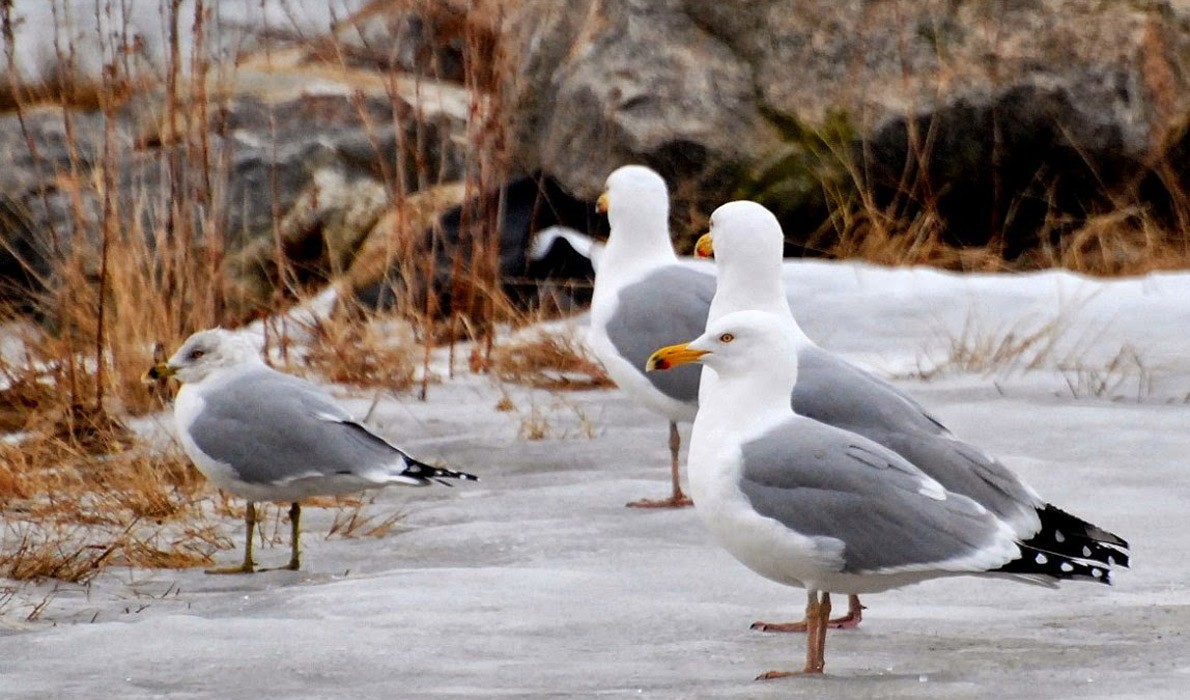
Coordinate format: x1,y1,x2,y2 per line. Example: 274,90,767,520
683,310,802,419
166,328,264,385
598,165,678,279
704,200,811,348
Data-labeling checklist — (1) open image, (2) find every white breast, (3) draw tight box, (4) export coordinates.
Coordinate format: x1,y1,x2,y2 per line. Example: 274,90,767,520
173,384,247,493
687,423,838,589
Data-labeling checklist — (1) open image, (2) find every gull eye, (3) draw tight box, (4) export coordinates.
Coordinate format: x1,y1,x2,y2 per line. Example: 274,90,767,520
188,349,205,360
719,333,734,343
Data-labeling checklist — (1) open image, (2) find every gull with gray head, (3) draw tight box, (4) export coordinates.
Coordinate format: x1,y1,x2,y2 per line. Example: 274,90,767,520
147,328,477,573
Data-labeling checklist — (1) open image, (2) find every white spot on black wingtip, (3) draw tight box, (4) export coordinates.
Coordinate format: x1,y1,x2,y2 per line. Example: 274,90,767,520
1091,568,1103,578
1035,553,1048,565
1083,546,1092,557
1107,555,1116,567
1054,530,1065,543
1060,562,1074,573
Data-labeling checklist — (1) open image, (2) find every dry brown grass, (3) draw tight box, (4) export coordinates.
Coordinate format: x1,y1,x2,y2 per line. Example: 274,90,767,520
325,495,407,540
0,339,58,434
827,203,1190,276
296,306,421,391
913,305,1163,402
0,71,141,112
0,0,521,414
1031,208,1190,276
507,394,599,442
482,329,612,391
0,439,223,583
825,206,1012,273
918,313,1075,379
0,425,415,583
516,403,551,441
1056,344,1154,402
0,326,138,449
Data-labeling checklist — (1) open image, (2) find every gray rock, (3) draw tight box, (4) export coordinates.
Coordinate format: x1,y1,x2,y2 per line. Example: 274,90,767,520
505,0,777,200
0,108,109,309
0,83,468,315
330,0,475,83
502,0,1190,252
203,90,467,250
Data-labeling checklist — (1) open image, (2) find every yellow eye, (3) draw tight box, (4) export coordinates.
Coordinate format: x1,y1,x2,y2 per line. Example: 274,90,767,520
719,333,734,343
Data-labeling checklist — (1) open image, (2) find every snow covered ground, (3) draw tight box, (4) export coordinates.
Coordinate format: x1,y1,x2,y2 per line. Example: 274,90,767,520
1,260,1188,698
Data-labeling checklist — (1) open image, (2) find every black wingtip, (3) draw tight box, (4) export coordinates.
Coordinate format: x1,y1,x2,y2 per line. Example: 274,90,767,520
996,501,1132,587
1038,504,1129,548
1018,504,1131,570
405,456,478,485
996,544,1117,586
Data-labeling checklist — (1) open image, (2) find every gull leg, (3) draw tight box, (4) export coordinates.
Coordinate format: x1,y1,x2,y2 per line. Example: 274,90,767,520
286,502,301,570
830,594,862,630
752,593,864,632
756,590,828,680
259,502,304,572
207,501,258,574
626,421,694,509
809,592,831,673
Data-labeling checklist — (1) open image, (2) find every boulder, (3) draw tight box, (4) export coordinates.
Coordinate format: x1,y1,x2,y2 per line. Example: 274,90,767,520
0,59,471,317
0,107,109,312
502,0,1190,255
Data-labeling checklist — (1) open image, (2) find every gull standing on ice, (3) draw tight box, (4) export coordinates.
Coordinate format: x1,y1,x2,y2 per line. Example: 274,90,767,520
148,328,478,573
694,200,1129,632
589,165,714,507
646,311,1128,677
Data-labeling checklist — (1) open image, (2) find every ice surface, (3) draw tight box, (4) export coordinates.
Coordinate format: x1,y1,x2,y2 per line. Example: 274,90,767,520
2,260,1188,698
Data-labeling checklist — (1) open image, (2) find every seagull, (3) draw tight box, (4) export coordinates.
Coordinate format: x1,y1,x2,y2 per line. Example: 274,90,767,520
694,200,1129,633
589,164,713,508
147,328,477,573
646,310,1128,677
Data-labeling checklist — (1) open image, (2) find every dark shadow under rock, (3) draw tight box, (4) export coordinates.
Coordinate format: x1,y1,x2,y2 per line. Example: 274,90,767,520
353,172,603,319
855,85,1146,259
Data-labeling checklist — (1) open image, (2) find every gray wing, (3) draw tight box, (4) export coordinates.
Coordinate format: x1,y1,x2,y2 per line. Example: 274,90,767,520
605,265,715,404
793,345,1041,529
738,419,1007,574
794,346,948,436
188,369,414,485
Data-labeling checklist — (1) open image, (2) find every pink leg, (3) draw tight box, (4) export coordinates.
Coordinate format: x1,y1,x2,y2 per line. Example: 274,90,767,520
752,594,864,632
627,422,694,509
756,591,830,679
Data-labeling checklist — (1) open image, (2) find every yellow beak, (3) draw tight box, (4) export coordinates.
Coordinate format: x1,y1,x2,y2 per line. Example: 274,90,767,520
645,342,709,372
142,362,176,384
694,232,714,258
596,191,609,214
